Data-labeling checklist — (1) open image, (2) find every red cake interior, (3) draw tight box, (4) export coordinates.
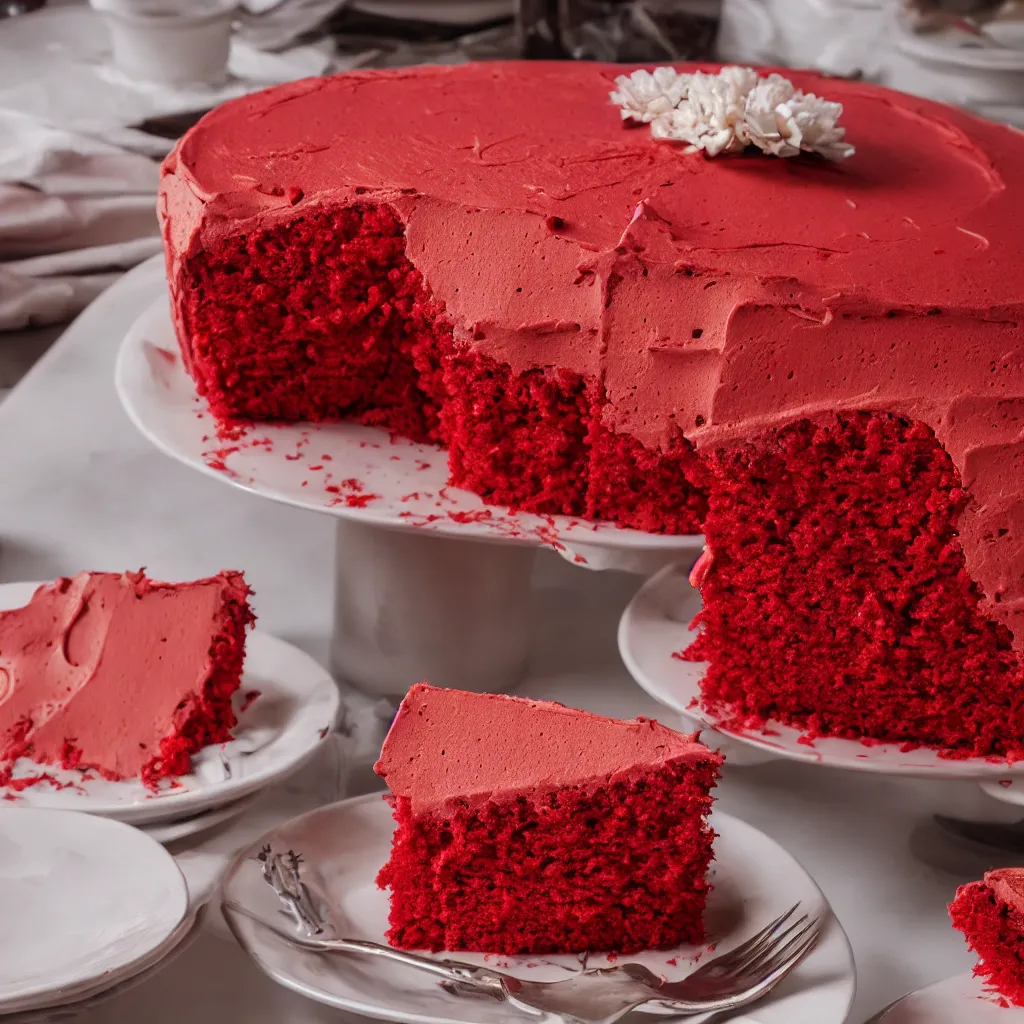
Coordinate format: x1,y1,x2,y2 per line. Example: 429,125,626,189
950,881,1024,1005
180,206,451,444
377,758,719,955
175,203,706,533
685,411,1024,758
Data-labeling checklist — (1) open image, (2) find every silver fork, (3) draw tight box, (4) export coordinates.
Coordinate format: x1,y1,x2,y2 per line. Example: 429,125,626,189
496,905,821,1024
222,898,507,995
228,882,818,1021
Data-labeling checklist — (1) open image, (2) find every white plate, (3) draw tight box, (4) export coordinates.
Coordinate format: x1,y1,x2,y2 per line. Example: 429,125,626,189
15,909,207,1022
979,779,1024,808
351,0,514,23
0,582,341,824
619,564,1024,779
114,295,703,571
221,793,856,1024
874,973,1024,1022
0,808,189,1015
142,792,261,845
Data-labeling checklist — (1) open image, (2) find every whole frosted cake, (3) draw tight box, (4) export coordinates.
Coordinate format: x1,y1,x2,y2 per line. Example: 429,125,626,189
160,62,1024,758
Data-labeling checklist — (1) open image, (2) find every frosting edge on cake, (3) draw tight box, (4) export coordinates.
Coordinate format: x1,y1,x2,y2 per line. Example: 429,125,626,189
374,683,719,815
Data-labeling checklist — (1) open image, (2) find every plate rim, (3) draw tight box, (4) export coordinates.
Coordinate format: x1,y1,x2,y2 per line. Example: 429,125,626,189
0,807,190,1012
872,971,1024,1022
0,581,342,823
620,563,1024,780
221,791,857,1024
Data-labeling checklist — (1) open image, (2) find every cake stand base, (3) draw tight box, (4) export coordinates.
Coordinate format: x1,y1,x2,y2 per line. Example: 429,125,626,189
330,519,537,698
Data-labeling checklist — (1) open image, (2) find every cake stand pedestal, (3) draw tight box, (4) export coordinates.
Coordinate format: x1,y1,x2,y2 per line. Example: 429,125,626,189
116,290,703,697
331,520,536,695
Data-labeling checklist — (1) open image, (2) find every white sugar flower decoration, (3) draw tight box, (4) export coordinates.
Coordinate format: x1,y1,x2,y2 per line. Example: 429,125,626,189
609,65,854,161
609,67,690,124
774,92,855,162
739,73,799,156
650,67,757,156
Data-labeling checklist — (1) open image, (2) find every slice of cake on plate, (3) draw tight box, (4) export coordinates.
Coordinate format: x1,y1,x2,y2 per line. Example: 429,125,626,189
374,683,722,955
950,869,1024,1006
0,570,254,787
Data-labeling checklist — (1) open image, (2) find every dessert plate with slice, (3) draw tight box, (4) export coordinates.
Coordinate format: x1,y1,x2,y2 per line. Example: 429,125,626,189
114,295,703,572
620,564,1024,779
221,793,856,1024
869,974,1024,1022
0,581,340,824
0,808,189,1016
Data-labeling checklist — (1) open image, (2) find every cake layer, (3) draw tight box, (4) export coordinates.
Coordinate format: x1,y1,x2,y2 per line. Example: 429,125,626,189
378,759,719,955
951,869,1024,1007
686,411,1024,758
374,682,712,814
161,62,1024,642
376,685,722,955
0,571,254,784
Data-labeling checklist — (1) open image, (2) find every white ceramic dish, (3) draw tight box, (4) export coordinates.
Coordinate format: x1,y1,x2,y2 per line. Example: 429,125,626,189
0,808,189,1015
114,295,703,572
221,793,856,1024
142,792,261,845
14,909,207,1022
0,582,340,824
884,26,1024,129
619,564,1024,779
351,0,514,23
873,973,1024,1022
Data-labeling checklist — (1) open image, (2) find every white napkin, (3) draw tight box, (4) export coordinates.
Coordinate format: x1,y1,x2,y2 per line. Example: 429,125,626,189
0,109,163,330
0,4,346,332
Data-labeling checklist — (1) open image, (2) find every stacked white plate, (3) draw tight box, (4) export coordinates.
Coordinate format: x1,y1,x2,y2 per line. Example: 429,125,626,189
0,581,342,844
0,808,194,1018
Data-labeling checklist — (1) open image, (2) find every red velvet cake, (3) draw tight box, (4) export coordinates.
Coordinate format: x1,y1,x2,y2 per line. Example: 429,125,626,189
951,869,1024,1005
0,570,254,786
374,684,722,955
160,63,1024,757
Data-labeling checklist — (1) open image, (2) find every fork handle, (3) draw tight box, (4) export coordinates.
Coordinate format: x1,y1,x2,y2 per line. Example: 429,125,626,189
312,937,504,989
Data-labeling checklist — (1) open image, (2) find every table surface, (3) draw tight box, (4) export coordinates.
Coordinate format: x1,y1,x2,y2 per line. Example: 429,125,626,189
0,256,1018,1024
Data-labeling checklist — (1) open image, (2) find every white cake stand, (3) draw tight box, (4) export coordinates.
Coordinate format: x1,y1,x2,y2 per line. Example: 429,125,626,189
619,563,1024,783
115,292,703,697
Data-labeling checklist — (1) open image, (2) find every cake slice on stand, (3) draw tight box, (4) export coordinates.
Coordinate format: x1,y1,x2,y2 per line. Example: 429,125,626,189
375,683,722,955
950,868,1024,1006
0,570,254,787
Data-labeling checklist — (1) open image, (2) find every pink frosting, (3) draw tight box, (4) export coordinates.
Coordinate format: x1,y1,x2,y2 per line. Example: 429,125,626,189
986,868,1024,914
0,571,240,779
374,683,715,815
160,62,1024,648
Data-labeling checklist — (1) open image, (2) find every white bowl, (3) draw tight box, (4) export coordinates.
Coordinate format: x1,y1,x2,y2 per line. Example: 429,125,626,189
90,0,236,86
885,26,1024,127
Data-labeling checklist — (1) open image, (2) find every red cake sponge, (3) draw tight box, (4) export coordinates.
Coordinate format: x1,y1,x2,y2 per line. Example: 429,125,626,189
374,684,722,955
950,869,1024,1006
